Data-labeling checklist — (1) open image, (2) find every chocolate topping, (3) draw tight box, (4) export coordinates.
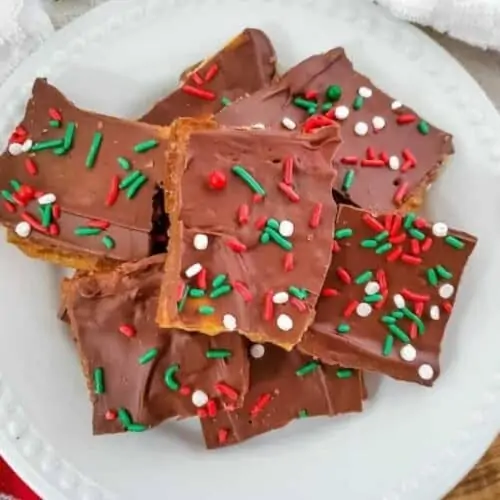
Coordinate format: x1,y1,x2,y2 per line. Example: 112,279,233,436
200,342,364,448
65,254,249,435
217,48,453,212
299,205,477,386
157,119,340,349
140,28,277,126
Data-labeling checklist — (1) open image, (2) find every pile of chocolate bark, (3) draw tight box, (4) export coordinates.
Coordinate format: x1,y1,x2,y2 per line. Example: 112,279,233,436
0,29,477,448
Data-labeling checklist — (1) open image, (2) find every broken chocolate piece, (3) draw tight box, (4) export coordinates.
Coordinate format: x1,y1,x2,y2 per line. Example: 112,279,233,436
140,28,277,126
65,254,249,435
299,205,477,386
217,48,453,213
157,118,340,350
200,342,364,449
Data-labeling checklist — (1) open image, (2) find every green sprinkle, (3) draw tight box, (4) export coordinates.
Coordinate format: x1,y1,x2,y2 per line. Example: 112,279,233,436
322,102,334,112
296,361,320,377
335,228,353,240
375,242,393,254
403,212,417,229
391,310,404,319
361,239,378,249
288,286,308,300
138,347,159,365
117,156,132,170
231,165,266,195
128,423,147,432
266,218,280,230
61,122,76,152
118,408,133,429
298,409,309,418
85,132,103,168
49,120,61,128
352,95,364,110
427,268,438,286
221,97,232,107
326,85,342,102
409,228,425,241
374,230,389,242
164,364,180,391
418,120,430,135
337,323,350,334
119,170,141,189
209,284,232,299
381,315,396,324
388,324,411,344
336,369,353,379
177,285,189,313
342,169,355,191
199,305,215,315
30,138,64,152
445,235,465,249
382,334,394,356
260,232,271,244
1,190,14,203
9,179,21,191
206,349,232,359
354,270,373,285
364,293,383,303
74,227,101,236
402,307,425,335
265,227,293,251
126,174,148,199
188,288,205,298
134,139,158,153
40,204,52,228
307,107,317,116
102,235,115,250
293,96,318,111
93,367,105,394
435,265,453,280
212,274,227,288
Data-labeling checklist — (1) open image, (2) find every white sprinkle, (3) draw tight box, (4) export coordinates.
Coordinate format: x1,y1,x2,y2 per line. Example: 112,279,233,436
400,344,417,362
391,100,402,110
389,156,400,170
439,283,455,299
184,262,202,278
251,123,266,130
281,117,297,130
250,343,265,359
222,314,237,331
429,305,441,321
193,233,208,251
279,220,294,238
8,142,23,156
21,139,33,152
37,193,56,205
191,390,209,407
335,105,350,120
358,86,373,98
354,121,369,136
393,293,406,309
277,313,293,331
364,281,380,296
418,363,434,381
432,222,448,238
356,302,372,318
15,221,31,238
272,291,289,304
372,116,386,131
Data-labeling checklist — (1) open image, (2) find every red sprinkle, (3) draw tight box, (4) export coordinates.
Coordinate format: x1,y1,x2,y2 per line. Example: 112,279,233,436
331,240,341,253
105,410,117,421
254,215,267,230
284,253,294,272
376,269,388,292
305,90,318,100
414,217,428,229
48,108,62,121
217,428,229,444
278,182,300,202
204,63,219,82
401,288,430,302
309,202,323,228
250,393,272,417
366,147,376,160
336,267,352,284
390,214,402,235
325,107,336,119
403,148,417,165
105,175,120,207
233,281,253,302
215,382,239,401
197,268,207,290
87,219,110,230
362,213,385,232
343,299,359,318
237,204,250,225
263,290,274,321
182,84,215,100
321,288,339,297
400,160,414,173
179,386,192,396
409,322,418,340
384,214,393,230
415,302,424,316
379,151,389,164
442,301,453,314
49,223,59,236
207,170,227,190
283,156,294,185
207,399,217,418
52,203,61,219
389,233,406,245
401,254,422,265
397,114,417,125
393,182,409,205
341,156,359,165
411,239,421,255
3,201,15,213
226,238,247,252
191,72,204,86
374,291,388,310
386,246,403,262
119,324,136,338
12,193,26,207
253,193,264,204
197,408,208,419
290,297,307,312
176,282,186,301
24,158,38,176
361,159,385,167
421,237,433,252
21,212,45,233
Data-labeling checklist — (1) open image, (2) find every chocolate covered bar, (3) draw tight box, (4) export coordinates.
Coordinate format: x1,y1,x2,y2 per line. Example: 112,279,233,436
0,79,169,270
299,205,477,386
140,28,277,126
64,254,249,435
157,118,340,349
200,342,364,448
217,48,453,213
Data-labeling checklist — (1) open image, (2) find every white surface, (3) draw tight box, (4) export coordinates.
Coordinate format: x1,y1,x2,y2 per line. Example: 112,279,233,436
0,1,499,500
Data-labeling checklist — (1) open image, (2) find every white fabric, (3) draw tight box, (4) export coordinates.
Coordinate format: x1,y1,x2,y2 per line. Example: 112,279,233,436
0,0,499,86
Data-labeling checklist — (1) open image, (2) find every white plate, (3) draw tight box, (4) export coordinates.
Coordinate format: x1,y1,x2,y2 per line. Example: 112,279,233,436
0,0,499,499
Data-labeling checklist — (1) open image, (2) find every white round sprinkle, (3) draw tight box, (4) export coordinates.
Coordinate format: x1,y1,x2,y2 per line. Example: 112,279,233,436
358,86,373,98
15,221,31,239
418,363,434,381
251,123,266,130
191,390,209,408
193,233,208,251
389,156,400,170
281,117,297,131
354,121,369,136
21,139,33,152
334,105,350,121
277,313,293,331
222,314,237,331
400,344,417,362
272,291,289,305
37,193,56,205
391,100,402,110
184,262,202,278
429,305,441,321
356,302,372,318
372,116,386,131
8,142,23,156
439,283,455,299
432,222,448,238
393,293,406,309
364,281,380,296
250,343,265,359
279,220,294,238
